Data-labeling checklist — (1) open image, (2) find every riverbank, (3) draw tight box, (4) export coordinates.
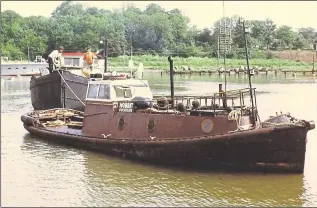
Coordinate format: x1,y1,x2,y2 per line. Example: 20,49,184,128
108,55,316,71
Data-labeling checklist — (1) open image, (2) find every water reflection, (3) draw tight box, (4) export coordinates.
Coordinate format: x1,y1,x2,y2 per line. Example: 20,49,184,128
20,134,305,207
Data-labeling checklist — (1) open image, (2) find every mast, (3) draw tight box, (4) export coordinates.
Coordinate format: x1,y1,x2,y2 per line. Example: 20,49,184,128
222,1,227,92
130,35,133,60
123,44,126,66
241,19,256,126
219,1,231,91
104,39,108,73
27,45,30,63
219,1,231,107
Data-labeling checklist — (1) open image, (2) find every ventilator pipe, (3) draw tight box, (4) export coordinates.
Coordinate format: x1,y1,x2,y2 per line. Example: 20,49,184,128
168,56,174,109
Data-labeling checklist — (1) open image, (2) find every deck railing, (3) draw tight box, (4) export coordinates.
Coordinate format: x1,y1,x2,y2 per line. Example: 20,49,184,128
115,87,258,115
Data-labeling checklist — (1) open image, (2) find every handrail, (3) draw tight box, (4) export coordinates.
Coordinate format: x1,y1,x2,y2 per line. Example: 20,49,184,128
85,87,258,115
153,87,256,98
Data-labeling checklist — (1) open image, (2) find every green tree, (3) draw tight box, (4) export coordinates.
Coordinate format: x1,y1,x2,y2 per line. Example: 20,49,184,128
250,19,276,49
275,25,296,49
1,0,314,60
298,27,316,47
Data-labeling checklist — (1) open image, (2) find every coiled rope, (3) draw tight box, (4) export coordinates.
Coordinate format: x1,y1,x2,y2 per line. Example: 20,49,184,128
56,68,86,107
228,109,240,121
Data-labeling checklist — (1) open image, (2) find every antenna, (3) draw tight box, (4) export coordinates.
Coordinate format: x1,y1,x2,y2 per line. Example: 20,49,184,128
219,1,231,92
136,62,144,79
100,38,108,73
241,19,256,126
128,59,134,77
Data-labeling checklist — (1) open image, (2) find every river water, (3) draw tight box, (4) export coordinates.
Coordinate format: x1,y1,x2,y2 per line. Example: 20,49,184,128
1,73,316,207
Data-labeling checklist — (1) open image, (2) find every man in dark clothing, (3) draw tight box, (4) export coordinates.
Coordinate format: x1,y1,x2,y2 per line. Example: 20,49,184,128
47,46,64,73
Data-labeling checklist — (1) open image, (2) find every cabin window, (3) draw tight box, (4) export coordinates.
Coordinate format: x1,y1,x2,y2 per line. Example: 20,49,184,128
130,86,152,99
97,84,110,99
114,86,132,98
87,84,99,99
73,58,80,66
64,58,80,66
8,68,11,69
23,67,26,69
64,58,72,65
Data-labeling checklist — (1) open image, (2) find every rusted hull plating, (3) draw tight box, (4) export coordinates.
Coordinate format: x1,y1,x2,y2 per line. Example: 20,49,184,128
23,122,311,173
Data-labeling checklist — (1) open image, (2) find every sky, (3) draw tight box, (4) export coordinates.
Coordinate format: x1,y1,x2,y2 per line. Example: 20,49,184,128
2,1,317,31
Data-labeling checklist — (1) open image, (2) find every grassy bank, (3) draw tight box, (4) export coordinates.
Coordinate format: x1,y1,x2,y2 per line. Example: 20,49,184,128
108,55,316,71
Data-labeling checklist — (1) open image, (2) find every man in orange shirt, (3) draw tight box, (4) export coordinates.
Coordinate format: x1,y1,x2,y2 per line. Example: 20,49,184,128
83,47,95,71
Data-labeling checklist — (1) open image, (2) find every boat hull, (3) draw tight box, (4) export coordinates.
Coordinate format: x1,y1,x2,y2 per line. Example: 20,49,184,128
22,118,313,173
30,70,88,111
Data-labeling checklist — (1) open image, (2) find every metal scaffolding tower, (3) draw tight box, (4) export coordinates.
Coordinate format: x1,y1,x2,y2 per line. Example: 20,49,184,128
219,19,232,53
219,1,232,91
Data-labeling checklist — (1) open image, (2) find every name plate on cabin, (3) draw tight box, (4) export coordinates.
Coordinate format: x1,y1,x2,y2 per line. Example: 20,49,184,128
118,102,134,112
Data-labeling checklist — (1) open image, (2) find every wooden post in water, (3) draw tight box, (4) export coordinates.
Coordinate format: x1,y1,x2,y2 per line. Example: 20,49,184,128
313,54,315,75
168,56,175,109
217,36,220,67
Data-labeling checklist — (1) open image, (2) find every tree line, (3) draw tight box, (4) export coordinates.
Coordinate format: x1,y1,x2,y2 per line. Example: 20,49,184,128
1,1,317,60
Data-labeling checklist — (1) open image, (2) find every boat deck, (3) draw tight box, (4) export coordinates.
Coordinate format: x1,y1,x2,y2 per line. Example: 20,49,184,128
45,125,84,136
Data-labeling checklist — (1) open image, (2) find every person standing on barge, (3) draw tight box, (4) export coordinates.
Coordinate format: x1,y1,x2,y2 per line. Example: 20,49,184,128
47,46,64,74
83,46,96,71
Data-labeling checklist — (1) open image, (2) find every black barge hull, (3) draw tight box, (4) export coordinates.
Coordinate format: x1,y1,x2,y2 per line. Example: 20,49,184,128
30,71,88,111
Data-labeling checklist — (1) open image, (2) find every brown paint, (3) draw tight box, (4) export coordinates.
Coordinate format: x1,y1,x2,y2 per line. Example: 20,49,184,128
82,101,248,139
22,121,311,173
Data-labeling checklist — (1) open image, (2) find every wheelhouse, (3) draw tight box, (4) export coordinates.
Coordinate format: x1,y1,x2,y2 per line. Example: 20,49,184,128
85,79,153,102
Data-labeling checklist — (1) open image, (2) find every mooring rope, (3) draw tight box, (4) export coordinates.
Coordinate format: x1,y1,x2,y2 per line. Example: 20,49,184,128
56,69,86,107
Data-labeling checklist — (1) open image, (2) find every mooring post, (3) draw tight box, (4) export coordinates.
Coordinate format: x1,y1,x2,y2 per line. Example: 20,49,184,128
313,54,315,74
168,56,175,109
219,83,223,93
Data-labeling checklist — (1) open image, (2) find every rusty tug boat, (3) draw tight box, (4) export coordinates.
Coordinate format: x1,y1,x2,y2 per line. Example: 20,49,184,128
21,23,315,174
21,57,315,173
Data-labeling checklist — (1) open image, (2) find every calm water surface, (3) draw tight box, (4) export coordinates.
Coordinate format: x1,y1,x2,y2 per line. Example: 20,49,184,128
1,73,316,207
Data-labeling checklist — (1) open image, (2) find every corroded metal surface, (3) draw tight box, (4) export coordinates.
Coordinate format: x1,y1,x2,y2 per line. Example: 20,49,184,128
21,101,314,174
82,103,247,139
23,121,311,173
